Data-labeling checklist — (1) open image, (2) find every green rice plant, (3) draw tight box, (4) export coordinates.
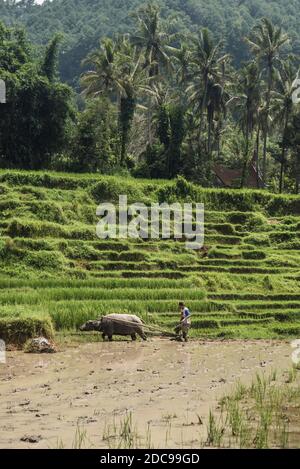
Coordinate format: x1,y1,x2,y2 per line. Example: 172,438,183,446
102,412,141,449
206,410,224,447
286,367,297,383
0,169,299,340
72,424,88,449
207,369,300,448
226,399,244,437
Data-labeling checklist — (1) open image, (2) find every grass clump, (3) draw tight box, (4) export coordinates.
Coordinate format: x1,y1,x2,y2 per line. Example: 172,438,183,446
242,250,266,260
0,316,54,346
207,371,300,448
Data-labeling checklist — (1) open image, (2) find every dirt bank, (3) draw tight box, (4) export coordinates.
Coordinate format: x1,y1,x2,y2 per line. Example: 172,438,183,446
0,339,293,448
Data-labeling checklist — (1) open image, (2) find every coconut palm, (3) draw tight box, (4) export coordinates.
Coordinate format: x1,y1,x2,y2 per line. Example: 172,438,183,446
132,3,173,145
271,61,298,192
187,29,229,151
229,62,261,182
169,41,192,101
81,36,150,165
81,38,117,98
132,3,172,78
246,18,289,186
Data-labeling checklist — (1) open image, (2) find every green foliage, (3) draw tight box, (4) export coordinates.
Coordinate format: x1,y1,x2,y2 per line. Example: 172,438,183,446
0,22,75,170
41,33,63,81
0,316,54,345
242,250,266,260
0,170,299,340
25,251,66,270
1,4,300,192
1,0,298,84
70,98,118,172
90,177,144,203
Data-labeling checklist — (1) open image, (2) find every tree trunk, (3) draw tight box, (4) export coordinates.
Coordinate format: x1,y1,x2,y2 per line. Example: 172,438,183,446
279,113,289,193
295,150,300,194
262,61,273,188
256,127,260,188
207,114,212,158
279,155,285,193
147,96,153,146
262,130,268,187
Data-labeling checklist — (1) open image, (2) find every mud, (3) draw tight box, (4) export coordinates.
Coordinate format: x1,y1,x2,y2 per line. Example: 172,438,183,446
0,339,293,448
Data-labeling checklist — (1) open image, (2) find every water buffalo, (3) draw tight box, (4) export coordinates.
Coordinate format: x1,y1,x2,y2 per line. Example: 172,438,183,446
80,314,147,341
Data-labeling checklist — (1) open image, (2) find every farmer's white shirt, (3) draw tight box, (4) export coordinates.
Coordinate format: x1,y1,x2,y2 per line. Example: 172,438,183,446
182,307,191,325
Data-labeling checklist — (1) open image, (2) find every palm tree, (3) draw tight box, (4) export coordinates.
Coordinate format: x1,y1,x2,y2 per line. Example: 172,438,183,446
271,61,298,192
187,29,228,169
187,29,228,149
229,133,255,188
170,41,191,102
287,112,300,194
81,38,118,103
115,44,150,165
206,77,226,158
230,62,261,182
132,3,171,78
132,3,172,144
246,18,289,186
81,37,149,165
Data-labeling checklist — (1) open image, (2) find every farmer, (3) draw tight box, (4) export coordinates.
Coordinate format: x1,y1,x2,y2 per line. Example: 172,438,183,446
175,301,191,342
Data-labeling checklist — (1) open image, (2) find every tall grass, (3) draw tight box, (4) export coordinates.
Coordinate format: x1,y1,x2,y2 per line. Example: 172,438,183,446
0,170,299,340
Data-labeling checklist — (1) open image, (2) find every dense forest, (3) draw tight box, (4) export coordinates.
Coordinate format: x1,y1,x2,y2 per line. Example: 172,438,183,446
0,1,300,193
1,0,300,85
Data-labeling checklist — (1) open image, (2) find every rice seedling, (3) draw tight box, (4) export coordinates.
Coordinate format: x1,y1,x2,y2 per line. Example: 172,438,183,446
0,170,299,341
206,410,224,447
102,412,141,449
206,369,300,448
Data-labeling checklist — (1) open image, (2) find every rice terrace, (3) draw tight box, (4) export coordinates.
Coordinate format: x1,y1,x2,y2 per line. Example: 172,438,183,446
0,170,299,448
1,0,300,455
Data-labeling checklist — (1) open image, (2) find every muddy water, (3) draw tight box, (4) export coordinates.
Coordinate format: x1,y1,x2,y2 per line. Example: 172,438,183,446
0,339,292,448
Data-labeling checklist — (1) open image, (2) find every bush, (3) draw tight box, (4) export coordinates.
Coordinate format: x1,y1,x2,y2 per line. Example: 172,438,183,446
0,317,54,346
0,171,91,190
210,223,236,235
270,231,297,244
0,198,20,211
27,201,66,224
118,251,149,262
90,177,145,204
65,243,99,260
272,325,300,336
13,238,55,251
262,276,274,291
242,250,266,260
192,319,220,329
243,234,271,247
227,212,267,230
266,195,300,216
25,251,66,270
0,238,26,260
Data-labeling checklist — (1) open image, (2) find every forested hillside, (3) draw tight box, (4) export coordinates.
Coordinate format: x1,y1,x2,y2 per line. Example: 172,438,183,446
1,3,300,192
1,0,300,84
